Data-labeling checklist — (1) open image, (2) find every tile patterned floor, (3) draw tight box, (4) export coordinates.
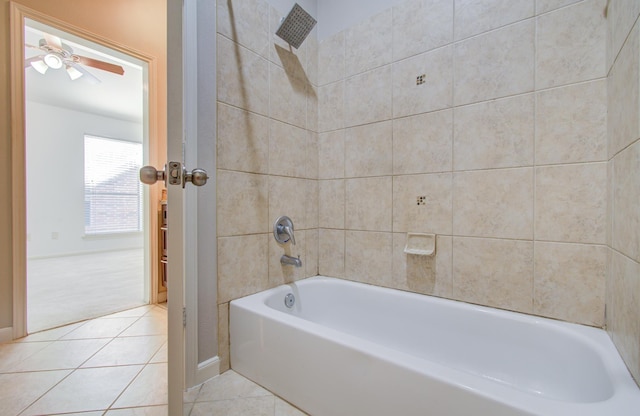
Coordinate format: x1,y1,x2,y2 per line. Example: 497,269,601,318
0,304,167,415
0,304,308,416
185,370,308,416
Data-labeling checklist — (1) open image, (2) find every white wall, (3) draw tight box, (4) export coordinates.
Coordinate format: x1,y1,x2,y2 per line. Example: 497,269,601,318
266,0,317,19
317,0,405,39
26,101,144,258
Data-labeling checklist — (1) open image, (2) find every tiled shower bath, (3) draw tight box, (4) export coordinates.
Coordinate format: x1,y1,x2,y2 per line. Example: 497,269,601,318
215,0,640,389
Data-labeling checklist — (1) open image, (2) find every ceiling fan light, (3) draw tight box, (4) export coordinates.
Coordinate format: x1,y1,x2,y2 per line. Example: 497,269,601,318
43,53,63,69
30,59,48,74
66,65,83,80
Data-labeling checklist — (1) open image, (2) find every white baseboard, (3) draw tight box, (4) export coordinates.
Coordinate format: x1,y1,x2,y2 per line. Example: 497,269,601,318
0,327,14,343
195,356,220,386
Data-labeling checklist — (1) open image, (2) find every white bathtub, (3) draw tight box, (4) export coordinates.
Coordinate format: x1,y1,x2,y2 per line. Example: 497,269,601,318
230,276,640,416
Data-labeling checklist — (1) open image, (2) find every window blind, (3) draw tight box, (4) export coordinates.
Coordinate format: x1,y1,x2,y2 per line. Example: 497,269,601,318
84,135,143,235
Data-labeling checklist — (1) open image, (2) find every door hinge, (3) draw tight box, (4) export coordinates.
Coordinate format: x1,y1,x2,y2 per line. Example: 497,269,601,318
183,307,187,327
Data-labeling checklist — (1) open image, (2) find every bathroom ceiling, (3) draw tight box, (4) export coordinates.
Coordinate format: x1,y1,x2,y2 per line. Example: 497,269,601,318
24,19,144,123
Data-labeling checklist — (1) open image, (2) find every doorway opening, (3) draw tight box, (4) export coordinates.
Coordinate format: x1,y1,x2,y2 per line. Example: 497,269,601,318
24,18,152,332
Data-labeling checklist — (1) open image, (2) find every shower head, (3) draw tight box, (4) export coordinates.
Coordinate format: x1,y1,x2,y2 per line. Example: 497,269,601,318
275,3,317,49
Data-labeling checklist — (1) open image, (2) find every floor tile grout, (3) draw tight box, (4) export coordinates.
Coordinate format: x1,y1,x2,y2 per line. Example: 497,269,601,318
1,305,168,415
3,303,304,416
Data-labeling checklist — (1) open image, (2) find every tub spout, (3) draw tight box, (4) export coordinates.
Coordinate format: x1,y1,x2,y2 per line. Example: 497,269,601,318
281,254,302,268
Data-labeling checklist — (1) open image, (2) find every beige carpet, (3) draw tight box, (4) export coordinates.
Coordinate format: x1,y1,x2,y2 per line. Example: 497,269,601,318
27,249,146,333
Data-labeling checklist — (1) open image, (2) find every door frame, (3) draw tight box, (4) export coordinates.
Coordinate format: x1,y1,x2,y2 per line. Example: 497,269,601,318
9,2,162,338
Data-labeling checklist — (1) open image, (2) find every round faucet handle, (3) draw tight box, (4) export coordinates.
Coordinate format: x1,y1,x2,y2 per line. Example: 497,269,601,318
274,216,296,245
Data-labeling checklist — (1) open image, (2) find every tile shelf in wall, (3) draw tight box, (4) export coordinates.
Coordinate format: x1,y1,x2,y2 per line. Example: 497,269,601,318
403,233,436,256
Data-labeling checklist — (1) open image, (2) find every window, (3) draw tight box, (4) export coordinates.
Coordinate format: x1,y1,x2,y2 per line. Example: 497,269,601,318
84,135,143,235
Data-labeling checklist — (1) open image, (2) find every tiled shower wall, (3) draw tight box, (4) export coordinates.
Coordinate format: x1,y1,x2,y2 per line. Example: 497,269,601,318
215,0,639,383
215,0,319,371
606,1,640,384
317,0,609,327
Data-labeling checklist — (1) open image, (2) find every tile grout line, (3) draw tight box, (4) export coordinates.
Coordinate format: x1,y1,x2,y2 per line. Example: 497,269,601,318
12,307,166,415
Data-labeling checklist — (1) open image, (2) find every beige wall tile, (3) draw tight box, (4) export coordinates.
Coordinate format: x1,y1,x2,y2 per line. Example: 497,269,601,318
392,0,453,61
345,177,392,231
217,103,269,174
454,0,534,40
318,31,345,86
217,34,269,116
613,140,640,262
318,81,344,132
608,249,640,382
536,0,606,89
319,229,345,277
393,110,453,175
607,160,614,247
454,94,534,170
319,179,345,229
269,120,307,178
344,66,392,127
270,64,308,129
269,176,308,230
392,173,453,235
392,234,452,298
305,229,319,277
454,20,534,105
218,234,269,303
306,131,319,180
392,46,453,118
318,130,345,179
536,80,607,165
534,242,606,326
345,121,392,177
269,230,307,287
453,237,533,313
305,179,319,229
608,23,639,158
606,0,640,71
305,28,319,87
606,249,614,339
536,0,581,14
217,303,229,372
535,163,607,244
345,9,392,77
453,168,533,239
270,43,311,82
217,170,268,236
345,231,393,286
217,0,269,57
307,85,318,133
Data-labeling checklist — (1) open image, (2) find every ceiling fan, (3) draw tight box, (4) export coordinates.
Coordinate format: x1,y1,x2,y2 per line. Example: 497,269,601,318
25,33,124,83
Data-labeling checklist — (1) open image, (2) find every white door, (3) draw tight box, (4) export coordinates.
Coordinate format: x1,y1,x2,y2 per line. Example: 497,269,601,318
162,1,205,413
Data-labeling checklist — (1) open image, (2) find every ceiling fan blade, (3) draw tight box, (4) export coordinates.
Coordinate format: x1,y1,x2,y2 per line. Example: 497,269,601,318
76,55,124,75
69,62,101,84
43,33,63,50
25,43,41,50
24,55,44,68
